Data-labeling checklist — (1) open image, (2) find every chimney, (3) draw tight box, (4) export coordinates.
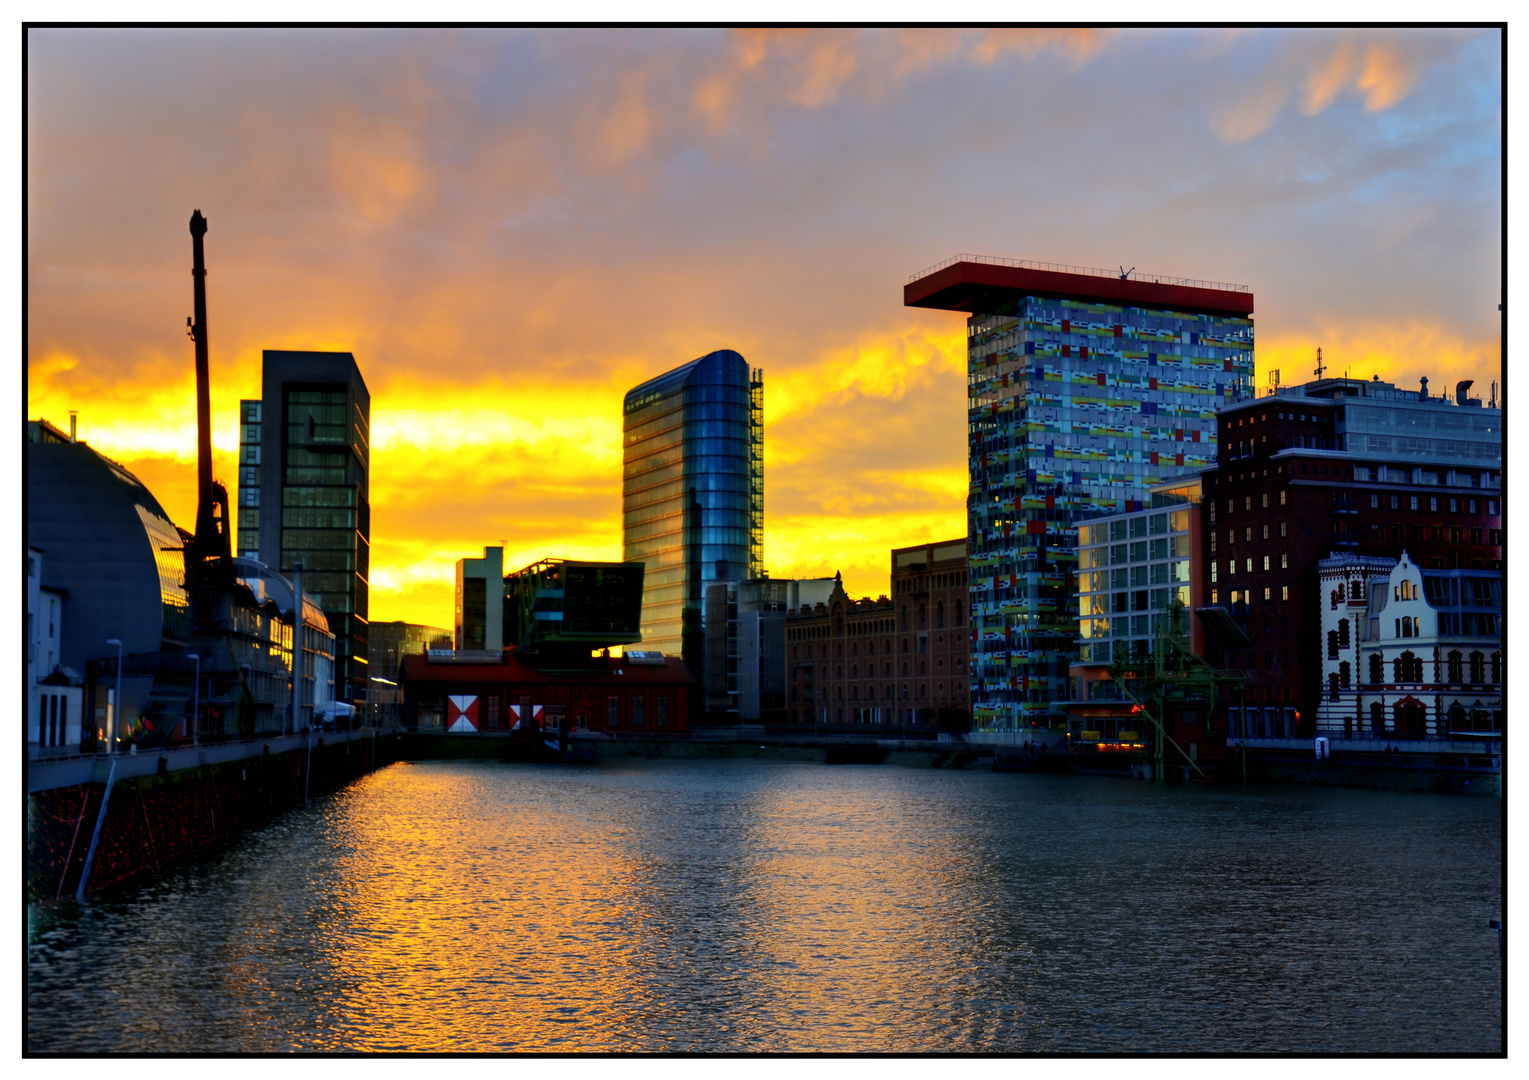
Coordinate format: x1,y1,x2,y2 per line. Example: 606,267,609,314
68,410,77,443
1456,379,1474,406
1419,376,1428,401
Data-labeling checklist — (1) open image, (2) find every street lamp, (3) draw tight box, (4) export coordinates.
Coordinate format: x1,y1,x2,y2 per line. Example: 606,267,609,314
187,653,200,747
105,639,123,756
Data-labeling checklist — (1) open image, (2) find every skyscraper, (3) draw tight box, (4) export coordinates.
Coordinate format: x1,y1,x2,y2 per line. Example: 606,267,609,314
905,256,1254,738
238,350,371,705
622,349,763,679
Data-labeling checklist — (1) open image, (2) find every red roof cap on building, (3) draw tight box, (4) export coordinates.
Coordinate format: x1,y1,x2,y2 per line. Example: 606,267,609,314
399,652,696,686
904,257,1254,317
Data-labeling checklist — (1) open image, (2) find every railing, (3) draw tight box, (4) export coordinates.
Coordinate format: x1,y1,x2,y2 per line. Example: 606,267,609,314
908,253,1250,293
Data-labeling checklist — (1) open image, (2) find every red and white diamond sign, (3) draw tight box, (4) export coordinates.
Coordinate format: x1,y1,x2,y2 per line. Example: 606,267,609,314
447,694,478,733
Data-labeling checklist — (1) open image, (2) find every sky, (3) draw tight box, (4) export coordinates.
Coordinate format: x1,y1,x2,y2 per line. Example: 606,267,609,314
25,27,1503,629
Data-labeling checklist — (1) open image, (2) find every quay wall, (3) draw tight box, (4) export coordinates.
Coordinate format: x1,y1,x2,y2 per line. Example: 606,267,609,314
27,729,406,903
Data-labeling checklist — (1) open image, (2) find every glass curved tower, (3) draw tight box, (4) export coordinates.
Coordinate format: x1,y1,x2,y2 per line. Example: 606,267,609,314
623,350,763,676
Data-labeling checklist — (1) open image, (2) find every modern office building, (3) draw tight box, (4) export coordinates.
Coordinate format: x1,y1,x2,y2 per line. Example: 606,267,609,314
503,557,646,661
455,546,505,653
364,620,451,721
726,576,836,721
238,350,371,705
1197,374,1502,736
1074,478,1204,667
622,350,763,679
1065,477,1207,751
905,256,1254,738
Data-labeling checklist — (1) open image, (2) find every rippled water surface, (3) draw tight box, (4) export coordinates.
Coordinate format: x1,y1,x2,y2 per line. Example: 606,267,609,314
27,759,1502,1052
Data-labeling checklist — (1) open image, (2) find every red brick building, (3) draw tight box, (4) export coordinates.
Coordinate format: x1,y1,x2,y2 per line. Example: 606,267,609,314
785,539,971,731
399,652,694,735
1199,376,1501,738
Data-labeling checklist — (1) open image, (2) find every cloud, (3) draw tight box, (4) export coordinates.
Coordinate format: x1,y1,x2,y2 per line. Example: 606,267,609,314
24,28,1501,631
1211,30,1475,144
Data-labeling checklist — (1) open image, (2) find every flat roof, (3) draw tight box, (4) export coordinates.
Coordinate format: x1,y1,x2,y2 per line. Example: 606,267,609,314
904,257,1254,317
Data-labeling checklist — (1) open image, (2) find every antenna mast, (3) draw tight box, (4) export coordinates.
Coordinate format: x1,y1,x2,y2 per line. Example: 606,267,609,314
1314,347,1327,379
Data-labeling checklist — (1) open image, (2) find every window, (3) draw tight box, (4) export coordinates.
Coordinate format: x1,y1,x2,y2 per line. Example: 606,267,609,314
1281,585,1289,601
632,697,645,727
1447,651,1462,683
607,696,620,728
1390,495,1399,510
1280,522,1287,537
1410,496,1419,511
1278,490,1286,507
1261,493,1268,508
1369,653,1384,684
1280,553,1288,569
1327,630,1339,659
1262,555,1270,571
1469,652,1485,684
1261,524,1269,540
656,696,670,727
1371,493,1380,509
1244,496,1252,511
1338,619,1349,648
1430,497,1439,512
1263,587,1271,601
1339,661,1351,688
1244,526,1252,542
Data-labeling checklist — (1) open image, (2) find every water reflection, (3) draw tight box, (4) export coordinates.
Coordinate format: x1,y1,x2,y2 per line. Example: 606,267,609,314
27,760,1502,1052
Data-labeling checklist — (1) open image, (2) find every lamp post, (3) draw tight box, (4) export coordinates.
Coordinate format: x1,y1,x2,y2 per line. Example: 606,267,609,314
105,638,123,756
187,653,200,747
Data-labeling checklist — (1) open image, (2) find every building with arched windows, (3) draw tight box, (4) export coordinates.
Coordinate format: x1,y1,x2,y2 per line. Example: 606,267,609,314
1315,550,1501,749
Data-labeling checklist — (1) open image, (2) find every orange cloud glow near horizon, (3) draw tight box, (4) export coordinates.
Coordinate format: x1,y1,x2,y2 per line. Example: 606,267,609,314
26,28,1502,632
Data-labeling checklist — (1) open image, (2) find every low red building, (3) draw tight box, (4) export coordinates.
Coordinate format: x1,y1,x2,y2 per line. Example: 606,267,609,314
399,652,695,735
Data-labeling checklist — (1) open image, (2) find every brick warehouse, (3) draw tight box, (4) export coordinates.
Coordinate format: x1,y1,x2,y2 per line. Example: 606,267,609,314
1198,375,1501,738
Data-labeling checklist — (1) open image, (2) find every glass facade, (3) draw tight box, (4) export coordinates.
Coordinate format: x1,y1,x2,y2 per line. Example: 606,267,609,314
965,291,1251,733
242,352,371,703
1075,506,1193,665
622,350,762,676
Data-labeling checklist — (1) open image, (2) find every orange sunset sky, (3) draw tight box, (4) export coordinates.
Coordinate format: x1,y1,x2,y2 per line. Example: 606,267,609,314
26,28,1502,629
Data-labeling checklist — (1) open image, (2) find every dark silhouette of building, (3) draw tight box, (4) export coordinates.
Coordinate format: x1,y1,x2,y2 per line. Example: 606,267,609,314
239,351,371,705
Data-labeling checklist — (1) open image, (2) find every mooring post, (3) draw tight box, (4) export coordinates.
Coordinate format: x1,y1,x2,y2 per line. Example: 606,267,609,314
304,734,312,803
75,758,119,901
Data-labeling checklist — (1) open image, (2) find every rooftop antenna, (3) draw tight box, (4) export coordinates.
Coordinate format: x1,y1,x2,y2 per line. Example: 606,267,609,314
1314,347,1327,379
1490,381,1498,408
1119,266,1135,281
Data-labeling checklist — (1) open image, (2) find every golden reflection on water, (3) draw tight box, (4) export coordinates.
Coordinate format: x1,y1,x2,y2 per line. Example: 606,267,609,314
26,760,1504,1053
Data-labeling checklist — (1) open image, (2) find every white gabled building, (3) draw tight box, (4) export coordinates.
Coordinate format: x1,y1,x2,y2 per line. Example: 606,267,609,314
1317,550,1502,743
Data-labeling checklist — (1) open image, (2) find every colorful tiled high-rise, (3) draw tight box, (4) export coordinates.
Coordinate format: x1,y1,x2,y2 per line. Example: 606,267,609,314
905,257,1254,736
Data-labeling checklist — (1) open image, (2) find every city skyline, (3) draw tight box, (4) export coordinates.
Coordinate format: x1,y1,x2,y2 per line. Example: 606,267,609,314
26,27,1502,628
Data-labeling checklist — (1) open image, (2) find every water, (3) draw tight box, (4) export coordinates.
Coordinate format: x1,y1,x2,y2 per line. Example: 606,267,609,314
27,758,1502,1052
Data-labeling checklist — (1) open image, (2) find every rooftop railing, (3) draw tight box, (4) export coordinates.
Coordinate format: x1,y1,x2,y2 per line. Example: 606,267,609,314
908,253,1250,293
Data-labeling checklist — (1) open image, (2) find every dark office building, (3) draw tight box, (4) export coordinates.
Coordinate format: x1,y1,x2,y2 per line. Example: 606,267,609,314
905,256,1253,738
1198,375,1502,737
239,351,371,705
622,350,763,680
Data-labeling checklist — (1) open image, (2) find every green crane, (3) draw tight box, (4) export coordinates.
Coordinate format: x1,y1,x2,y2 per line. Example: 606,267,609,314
1107,598,1249,782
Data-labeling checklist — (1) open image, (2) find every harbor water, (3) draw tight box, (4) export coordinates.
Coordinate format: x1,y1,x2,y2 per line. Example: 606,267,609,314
26,758,1503,1052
